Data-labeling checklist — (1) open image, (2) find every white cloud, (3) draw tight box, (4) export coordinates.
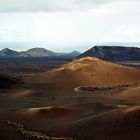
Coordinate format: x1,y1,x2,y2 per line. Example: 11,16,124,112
0,0,140,49
0,0,138,13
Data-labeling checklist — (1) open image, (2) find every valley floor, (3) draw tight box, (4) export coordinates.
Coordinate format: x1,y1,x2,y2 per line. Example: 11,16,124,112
0,60,140,140
0,82,140,140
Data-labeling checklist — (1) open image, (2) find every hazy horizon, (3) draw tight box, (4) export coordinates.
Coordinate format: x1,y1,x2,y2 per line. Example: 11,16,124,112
0,41,140,53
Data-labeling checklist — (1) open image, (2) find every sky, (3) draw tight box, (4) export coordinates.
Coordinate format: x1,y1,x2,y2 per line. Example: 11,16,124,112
0,0,140,52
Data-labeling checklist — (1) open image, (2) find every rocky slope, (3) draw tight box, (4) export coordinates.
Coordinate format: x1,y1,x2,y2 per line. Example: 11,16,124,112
79,46,140,61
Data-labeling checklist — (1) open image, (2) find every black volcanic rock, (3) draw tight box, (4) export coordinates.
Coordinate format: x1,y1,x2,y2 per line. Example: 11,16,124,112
0,73,21,89
0,48,20,57
20,48,56,57
79,46,140,61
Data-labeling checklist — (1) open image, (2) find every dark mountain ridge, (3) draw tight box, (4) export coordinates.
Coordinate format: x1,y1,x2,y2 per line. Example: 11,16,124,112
79,46,140,61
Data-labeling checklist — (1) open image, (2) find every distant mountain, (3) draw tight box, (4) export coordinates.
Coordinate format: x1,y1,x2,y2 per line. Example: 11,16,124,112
0,48,20,57
0,48,80,58
79,46,140,61
56,51,81,58
68,51,81,57
20,48,56,57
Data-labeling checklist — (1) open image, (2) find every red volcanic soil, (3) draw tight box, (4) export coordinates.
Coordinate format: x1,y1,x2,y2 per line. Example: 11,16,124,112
29,57,140,90
0,57,140,140
115,86,140,102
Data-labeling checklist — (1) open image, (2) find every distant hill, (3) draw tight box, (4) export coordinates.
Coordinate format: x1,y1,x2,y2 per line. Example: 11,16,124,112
79,46,140,61
0,48,81,58
55,51,81,58
0,48,20,57
68,51,81,57
20,48,56,57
